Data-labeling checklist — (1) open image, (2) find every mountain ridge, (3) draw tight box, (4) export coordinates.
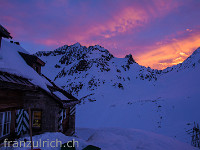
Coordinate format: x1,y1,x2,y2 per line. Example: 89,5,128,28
35,43,164,96
35,43,200,71
34,43,200,97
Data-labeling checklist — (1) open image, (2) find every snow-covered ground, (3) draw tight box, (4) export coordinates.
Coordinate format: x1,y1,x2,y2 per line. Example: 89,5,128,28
1,128,197,150
76,61,200,143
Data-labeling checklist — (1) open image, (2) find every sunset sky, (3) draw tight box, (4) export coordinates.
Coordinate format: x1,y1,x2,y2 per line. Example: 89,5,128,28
0,0,200,69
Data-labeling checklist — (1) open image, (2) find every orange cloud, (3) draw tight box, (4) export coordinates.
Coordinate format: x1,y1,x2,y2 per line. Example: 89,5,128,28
136,31,200,69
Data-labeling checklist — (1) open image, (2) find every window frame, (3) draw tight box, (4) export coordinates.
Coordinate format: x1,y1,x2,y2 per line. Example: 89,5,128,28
32,110,42,130
0,111,11,138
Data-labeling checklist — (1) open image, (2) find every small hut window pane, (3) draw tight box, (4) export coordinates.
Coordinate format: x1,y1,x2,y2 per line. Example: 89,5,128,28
6,111,11,123
7,124,10,134
0,124,2,137
4,112,7,122
0,113,3,124
0,113,3,137
3,124,7,135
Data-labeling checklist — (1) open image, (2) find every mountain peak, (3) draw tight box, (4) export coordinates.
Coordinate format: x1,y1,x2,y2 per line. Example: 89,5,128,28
94,45,102,48
91,45,106,51
72,42,82,47
125,54,136,64
191,47,200,55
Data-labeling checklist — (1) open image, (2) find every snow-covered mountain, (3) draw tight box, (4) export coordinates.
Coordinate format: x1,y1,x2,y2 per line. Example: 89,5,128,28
35,43,161,97
36,43,200,145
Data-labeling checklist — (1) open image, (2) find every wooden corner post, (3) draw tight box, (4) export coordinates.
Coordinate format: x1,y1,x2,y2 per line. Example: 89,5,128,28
28,107,33,150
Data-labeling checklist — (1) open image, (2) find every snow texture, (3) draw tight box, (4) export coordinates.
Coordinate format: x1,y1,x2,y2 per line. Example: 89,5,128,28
36,43,200,145
1,128,197,150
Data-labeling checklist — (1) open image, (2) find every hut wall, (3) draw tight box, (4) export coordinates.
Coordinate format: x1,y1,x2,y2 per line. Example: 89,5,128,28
22,90,60,134
0,89,23,111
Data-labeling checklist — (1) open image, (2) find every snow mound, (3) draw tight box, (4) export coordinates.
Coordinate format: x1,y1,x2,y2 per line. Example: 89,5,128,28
77,128,196,150
1,128,196,150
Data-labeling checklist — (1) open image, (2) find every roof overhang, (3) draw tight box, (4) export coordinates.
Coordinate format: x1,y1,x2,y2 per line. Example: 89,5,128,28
19,52,45,67
0,24,12,39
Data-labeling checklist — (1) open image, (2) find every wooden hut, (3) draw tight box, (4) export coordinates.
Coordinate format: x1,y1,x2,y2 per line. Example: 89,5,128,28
0,70,79,142
0,29,80,142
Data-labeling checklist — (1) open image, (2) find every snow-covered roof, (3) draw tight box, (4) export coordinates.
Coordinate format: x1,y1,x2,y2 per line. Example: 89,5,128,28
0,71,34,87
53,91,70,100
0,40,78,104
0,40,52,91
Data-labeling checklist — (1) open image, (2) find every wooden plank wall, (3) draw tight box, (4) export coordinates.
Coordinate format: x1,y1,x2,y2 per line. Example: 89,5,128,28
0,89,23,110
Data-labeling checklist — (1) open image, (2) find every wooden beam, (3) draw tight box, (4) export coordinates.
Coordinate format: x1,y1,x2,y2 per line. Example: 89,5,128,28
0,37,2,48
28,107,33,150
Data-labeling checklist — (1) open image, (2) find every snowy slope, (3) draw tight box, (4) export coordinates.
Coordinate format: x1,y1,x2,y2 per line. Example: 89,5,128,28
36,43,200,144
1,128,197,150
77,128,197,150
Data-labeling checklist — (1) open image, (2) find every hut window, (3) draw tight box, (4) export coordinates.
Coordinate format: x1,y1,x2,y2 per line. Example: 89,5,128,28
32,111,42,129
0,111,11,138
34,65,41,74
